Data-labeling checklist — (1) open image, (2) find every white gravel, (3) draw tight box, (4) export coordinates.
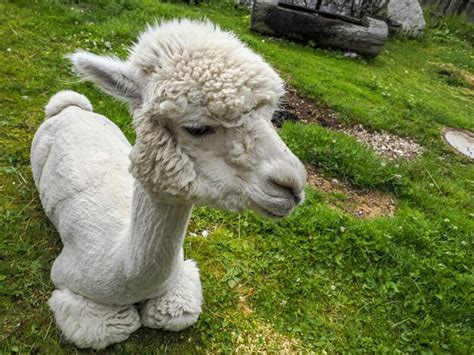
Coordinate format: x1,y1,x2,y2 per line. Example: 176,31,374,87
342,124,424,161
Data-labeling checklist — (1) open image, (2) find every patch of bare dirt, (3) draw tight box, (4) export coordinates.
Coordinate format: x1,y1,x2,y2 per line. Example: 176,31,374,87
306,166,396,219
280,86,423,161
281,86,342,128
436,63,474,89
232,285,304,353
236,285,254,315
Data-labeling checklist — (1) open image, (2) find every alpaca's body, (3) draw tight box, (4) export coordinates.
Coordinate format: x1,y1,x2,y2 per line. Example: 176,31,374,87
32,104,131,302
32,20,306,349
32,96,193,305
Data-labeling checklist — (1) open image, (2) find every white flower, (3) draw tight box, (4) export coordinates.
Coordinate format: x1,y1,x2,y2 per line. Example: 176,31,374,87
443,218,450,223
339,226,346,233
330,285,336,291
461,240,467,246
201,230,209,237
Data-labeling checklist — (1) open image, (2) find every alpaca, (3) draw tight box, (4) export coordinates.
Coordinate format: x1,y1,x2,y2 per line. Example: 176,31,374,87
31,19,306,349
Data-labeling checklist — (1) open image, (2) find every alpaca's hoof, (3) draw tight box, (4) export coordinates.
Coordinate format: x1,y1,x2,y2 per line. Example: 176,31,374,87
141,305,200,331
49,289,141,349
141,259,202,331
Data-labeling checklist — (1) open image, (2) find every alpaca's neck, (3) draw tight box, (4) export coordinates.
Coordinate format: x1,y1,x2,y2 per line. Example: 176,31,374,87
120,181,192,293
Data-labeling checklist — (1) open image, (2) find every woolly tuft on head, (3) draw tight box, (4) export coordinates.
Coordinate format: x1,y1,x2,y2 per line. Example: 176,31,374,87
45,90,93,119
128,19,285,123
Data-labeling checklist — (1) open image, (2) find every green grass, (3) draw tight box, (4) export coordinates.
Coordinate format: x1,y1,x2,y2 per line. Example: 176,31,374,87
1,0,473,353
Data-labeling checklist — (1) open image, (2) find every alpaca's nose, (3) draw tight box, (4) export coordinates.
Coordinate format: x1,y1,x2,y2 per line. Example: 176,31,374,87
269,176,303,203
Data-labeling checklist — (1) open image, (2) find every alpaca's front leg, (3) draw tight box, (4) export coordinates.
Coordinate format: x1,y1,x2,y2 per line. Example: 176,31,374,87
48,289,141,349
140,259,203,331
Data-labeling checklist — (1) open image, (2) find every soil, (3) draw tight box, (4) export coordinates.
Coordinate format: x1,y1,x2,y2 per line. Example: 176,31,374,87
280,86,342,128
305,166,396,219
279,86,423,161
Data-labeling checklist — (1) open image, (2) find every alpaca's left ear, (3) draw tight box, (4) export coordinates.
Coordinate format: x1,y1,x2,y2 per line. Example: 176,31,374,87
68,50,141,104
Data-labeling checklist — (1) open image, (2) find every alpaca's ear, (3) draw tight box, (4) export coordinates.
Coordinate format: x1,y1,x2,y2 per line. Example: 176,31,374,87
68,51,141,103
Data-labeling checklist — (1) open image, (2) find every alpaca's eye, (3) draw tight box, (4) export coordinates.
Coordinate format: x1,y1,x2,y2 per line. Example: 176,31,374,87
184,125,214,137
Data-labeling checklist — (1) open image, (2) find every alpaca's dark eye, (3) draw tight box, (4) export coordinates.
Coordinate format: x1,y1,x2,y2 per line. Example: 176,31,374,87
184,125,214,137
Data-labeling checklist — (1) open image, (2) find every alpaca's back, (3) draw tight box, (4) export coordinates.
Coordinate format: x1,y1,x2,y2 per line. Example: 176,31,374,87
31,91,133,252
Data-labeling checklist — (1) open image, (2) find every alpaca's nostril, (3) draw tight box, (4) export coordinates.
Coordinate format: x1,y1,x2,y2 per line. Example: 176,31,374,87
294,194,303,204
270,177,301,203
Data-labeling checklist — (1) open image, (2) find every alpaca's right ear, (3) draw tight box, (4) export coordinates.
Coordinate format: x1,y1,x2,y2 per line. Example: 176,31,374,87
68,51,141,104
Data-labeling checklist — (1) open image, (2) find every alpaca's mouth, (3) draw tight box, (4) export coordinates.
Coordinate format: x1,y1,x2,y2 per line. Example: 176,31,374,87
248,198,293,219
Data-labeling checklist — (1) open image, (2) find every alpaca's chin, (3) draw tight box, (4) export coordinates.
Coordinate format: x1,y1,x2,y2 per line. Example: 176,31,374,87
250,193,305,219
246,197,298,220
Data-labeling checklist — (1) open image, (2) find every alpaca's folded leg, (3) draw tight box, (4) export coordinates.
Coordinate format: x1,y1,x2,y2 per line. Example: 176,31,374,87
48,288,141,350
141,259,203,331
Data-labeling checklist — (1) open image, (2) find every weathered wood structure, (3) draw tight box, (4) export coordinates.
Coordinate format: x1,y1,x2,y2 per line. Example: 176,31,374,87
250,0,388,57
421,0,474,20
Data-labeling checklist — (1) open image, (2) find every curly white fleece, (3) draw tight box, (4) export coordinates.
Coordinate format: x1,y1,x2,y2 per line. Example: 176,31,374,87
129,19,285,121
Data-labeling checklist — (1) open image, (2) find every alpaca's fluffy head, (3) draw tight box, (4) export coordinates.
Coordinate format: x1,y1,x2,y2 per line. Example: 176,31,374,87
70,19,306,217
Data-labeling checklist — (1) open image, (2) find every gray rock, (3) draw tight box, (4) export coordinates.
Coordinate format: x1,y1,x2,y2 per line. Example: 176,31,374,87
386,0,425,37
319,0,353,16
237,0,255,8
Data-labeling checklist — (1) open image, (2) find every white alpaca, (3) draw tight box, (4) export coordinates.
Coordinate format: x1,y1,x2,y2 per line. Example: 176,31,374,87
31,20,306,349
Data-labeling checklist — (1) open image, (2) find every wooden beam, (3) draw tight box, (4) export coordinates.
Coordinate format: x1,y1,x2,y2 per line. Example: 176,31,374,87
251,1,388,57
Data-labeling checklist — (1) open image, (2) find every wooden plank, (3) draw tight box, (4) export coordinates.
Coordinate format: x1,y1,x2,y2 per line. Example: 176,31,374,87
277,1,363,24
251,1,388,57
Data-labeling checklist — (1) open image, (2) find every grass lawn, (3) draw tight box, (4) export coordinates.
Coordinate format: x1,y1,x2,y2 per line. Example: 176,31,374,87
1,0,473,353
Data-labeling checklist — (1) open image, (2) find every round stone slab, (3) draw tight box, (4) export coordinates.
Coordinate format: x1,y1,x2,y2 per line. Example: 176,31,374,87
442,128,474,159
